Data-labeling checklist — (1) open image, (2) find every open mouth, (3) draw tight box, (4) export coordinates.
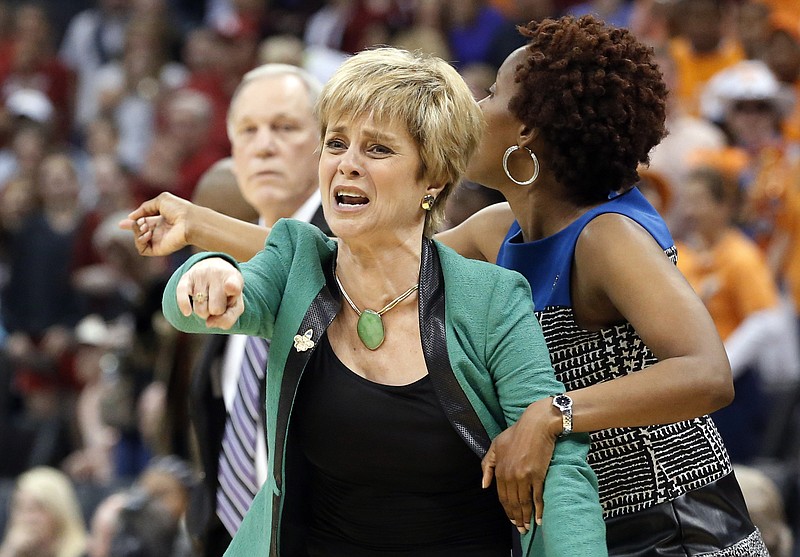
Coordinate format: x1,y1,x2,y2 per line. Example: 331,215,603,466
335,191,369,207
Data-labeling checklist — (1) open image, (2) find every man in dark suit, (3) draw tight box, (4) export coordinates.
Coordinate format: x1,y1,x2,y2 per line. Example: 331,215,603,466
183,64,329,556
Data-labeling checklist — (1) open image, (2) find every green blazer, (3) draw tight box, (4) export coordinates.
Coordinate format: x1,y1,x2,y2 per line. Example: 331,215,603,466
163,219,606,557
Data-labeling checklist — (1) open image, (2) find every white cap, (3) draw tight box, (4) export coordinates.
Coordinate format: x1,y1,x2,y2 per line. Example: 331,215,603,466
75,314,114,347
700,60,795,122
5,88,54,123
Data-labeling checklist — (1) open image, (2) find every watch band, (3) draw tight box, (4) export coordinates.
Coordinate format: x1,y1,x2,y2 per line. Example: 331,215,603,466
551,393,573,437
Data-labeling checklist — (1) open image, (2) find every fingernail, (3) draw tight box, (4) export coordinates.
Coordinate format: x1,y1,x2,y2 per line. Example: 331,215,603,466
517,526,527,535
510,519,518,526
481,479,487,489
524,522,531,530
536,518,542,525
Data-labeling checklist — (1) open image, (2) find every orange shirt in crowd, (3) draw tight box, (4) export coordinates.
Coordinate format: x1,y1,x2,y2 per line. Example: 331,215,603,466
783,81,800,142
763,0,800,27
677,230,779,340
668,37,745,116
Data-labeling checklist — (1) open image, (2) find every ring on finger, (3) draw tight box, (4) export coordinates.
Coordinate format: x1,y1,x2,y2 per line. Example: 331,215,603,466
193,292,208,304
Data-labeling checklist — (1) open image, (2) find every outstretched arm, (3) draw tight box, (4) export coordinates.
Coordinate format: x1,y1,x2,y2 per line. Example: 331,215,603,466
119,192,269,261
122,193,511,263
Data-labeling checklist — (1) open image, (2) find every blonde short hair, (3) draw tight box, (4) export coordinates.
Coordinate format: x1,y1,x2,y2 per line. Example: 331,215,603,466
316,47,484,236
11,467,87,557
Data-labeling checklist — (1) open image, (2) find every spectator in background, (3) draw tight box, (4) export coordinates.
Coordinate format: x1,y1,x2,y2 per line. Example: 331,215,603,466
181,28,234,155
443,180,505,230
304,0,401,55
647,49,727,230
483,0,554,70
134,455,196,524
635,165,673,219
762,10,800,142
734,0,772,60
84,491,127,557
628,0,674,50
445,0,511,68
0,466,87,557
676,165,785,462
83,116,120,159
1,154,92,471
761,0,800,29
0,119,50,191
668,0,744,116
189,157,258,226
258,31,347,86
567,0,634,28
182,23,260,157
59,0,132,135
0,3,74,144
133,89,223,203
83,211,177,477
62,315,128,486
700,60,800,324
0,176,36,239
257,33,305,67
735,464,795,557
107,488,191,557
0,2,13,52
214,23,259,87
391,21,452,64
89,153,133,217
94,16,188,172
127,455,196,556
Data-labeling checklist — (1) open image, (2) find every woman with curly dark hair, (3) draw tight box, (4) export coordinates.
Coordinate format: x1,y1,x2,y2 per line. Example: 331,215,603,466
123,14,766,556
448,14,768,557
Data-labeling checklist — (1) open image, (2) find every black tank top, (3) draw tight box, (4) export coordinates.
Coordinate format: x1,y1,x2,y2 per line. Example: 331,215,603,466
292,334,510,556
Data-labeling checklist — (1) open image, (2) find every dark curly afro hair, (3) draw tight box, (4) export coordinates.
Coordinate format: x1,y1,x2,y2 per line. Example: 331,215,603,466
510,15,667,203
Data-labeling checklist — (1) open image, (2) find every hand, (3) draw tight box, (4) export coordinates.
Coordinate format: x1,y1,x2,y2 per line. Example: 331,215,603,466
176,258,244,329
481,397,560,533
118,192,194,256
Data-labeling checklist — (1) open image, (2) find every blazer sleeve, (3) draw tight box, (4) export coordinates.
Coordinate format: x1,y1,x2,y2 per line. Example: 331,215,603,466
484,273,607,557
162,220,295,339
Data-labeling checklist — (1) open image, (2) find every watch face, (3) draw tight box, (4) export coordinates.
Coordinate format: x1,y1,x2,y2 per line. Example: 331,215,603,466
553,395,572,409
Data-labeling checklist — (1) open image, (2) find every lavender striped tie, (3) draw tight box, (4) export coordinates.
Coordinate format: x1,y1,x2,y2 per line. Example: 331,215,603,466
217,336,269,536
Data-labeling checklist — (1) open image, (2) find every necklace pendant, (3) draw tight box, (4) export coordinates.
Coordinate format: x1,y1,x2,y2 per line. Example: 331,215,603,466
357,309,385,350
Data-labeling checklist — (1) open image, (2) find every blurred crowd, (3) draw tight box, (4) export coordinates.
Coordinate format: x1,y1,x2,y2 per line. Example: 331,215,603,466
0,0,797,555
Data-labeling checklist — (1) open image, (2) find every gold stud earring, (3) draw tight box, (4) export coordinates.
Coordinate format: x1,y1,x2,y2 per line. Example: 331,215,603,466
421,194,435,211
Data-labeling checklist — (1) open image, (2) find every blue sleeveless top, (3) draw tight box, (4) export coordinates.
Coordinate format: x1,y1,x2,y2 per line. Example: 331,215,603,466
497,188,733,519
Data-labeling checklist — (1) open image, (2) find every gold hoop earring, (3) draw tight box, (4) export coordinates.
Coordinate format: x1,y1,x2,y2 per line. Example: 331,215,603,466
503,145,540,186
421,194,435,211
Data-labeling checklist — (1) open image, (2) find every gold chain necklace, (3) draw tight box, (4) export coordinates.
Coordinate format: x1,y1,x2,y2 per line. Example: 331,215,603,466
335,273,419,351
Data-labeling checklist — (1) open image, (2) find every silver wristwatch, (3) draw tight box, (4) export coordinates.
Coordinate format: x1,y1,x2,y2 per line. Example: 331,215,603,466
551,393,573,437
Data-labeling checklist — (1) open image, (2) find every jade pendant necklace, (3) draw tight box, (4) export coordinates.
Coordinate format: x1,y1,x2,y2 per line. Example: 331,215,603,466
335,273,419,350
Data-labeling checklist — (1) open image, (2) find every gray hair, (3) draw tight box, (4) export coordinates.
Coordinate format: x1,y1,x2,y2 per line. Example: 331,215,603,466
226,64,323,137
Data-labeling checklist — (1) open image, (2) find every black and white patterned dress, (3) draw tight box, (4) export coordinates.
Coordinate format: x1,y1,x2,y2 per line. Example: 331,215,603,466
497,188,767,556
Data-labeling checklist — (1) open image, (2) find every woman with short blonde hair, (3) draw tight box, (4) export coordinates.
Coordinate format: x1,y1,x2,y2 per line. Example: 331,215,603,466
161,46,605,556
0,467,87,557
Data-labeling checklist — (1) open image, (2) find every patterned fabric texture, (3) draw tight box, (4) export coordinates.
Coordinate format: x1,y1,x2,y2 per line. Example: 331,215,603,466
696,529,769,556
536,307,732,519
